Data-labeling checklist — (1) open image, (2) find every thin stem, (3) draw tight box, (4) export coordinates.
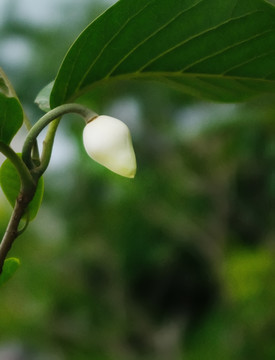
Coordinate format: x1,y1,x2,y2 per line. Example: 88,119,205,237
0,142,35,193
0,190,36,274
0,103,98,274
0,143,36,274
37,118,61,175
22,103,97,171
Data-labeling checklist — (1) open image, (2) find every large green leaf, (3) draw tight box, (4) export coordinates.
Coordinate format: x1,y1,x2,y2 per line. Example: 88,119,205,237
50,0,275,106
0,93,23,145
0,157,44,221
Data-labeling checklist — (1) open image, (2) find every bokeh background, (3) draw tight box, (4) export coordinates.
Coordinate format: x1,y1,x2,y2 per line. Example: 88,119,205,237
0,1,275,359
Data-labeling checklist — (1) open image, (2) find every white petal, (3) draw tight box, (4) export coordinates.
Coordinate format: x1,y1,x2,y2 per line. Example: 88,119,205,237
83,115,136,178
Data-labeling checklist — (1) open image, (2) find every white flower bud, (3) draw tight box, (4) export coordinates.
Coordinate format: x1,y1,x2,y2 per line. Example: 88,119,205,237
83,115,137,178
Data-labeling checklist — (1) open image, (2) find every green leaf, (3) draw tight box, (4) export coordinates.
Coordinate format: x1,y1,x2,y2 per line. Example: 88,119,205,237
50,0,275,106
0,157,44,221
0,76,9,97
35,81,54,112
0,93,23,145
0,257,20,287
1,67,33,132
0,67,16,97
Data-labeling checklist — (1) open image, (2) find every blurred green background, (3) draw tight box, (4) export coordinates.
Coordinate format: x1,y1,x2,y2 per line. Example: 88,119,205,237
0,1,274,359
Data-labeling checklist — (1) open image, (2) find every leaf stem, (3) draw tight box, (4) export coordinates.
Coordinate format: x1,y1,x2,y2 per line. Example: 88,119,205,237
22,103,97,174
0,142,35,193
0,143,37,274
0,189,36,274
38,118,61,175
0,103,97,275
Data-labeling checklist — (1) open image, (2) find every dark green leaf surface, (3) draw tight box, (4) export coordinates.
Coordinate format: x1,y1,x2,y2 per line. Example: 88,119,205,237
0,157,44,221
51,0,275,106
0,258,20,287
0,93,23,145
0,67,32,132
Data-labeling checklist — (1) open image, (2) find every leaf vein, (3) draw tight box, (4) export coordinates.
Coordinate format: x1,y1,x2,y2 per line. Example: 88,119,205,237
137,10,263,72
181,29,273,73
222,49,275,75
75,1,154,93
106,0,204,77
196,75,251,92
73,71,275,102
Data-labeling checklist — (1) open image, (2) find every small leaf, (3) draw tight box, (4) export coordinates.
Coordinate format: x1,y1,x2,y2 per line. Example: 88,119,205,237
0,257,20,287
50,0,275,106
0,67,32,132
0,157,44,221
0,93,23,144
35,81,54,112
0,67,16,97
0,76,9,96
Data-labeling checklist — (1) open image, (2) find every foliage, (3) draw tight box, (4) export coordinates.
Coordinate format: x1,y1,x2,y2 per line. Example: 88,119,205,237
50,0,275,106
0,258,20,287
0,0,274,359
0,93,23,145
0,157,44,221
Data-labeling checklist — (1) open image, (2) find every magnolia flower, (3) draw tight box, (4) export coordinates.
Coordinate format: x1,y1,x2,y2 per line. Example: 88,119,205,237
83,115,137,178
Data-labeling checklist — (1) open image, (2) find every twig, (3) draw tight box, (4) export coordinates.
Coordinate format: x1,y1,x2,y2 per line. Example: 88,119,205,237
0,190,35,274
